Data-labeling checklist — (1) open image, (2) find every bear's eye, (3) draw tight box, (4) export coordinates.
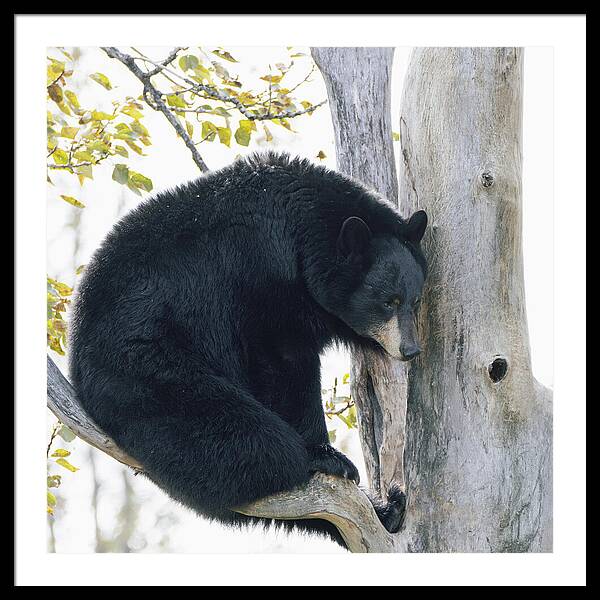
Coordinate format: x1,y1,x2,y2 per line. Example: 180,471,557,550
384,298,400,309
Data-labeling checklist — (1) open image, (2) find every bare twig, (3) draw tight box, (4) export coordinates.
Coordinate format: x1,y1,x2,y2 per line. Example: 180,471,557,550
131,46,186,77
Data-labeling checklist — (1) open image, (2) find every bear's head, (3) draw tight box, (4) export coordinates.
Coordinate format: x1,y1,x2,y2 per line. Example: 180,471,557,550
334,210,428,361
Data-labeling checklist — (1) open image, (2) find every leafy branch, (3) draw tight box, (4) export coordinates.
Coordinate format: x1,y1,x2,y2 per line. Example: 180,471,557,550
101,46,326,170
46,50,155,202
102,46,210,172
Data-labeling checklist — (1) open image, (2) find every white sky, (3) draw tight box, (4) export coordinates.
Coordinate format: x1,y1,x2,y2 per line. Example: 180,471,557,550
46,46,553,554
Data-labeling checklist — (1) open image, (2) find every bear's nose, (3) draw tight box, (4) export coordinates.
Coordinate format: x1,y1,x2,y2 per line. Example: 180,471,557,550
400,345,421,361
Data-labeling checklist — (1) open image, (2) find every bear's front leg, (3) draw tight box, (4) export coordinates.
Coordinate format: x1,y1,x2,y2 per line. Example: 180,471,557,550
270,352,361,485
308,443,360,484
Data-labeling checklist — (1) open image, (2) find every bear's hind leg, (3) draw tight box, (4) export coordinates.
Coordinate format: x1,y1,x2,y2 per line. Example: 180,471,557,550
114,376,312,517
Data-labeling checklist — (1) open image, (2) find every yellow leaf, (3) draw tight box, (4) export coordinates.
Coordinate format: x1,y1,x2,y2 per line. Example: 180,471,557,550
55,458,79,472
89,72,112,90
91,110,115,121
60,195,85,208
47,278,73,296
217,127,231,147
121,105,144,120
263,124,273,142
212,49,238,63
51,448,71,458
60,126,78,139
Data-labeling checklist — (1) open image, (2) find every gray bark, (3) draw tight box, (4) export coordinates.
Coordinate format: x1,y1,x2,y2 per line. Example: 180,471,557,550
312,46,552,552
311,47,409,497
397,47,552,552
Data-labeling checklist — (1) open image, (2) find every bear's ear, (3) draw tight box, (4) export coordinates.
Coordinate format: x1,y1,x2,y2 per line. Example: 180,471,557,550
405,210,428,244
337,216,372,258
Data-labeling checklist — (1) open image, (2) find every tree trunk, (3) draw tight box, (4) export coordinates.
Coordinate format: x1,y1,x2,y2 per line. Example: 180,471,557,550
396,47,552,552
312,46,553,552
311,47,409,497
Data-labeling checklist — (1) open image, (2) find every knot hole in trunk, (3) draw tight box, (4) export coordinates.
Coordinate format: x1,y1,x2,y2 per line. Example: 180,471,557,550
488,357,508,383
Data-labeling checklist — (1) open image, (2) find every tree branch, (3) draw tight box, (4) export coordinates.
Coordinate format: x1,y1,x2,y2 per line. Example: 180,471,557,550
47,355,141,469
46,354,394,552
101,46,210,173
122,51,326,122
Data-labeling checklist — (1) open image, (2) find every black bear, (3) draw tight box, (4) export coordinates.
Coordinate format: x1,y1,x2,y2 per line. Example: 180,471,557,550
69,152,428,548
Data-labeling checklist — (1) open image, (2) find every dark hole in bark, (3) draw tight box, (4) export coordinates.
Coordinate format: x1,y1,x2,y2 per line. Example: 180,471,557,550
481,171,495,187
488,357,508,383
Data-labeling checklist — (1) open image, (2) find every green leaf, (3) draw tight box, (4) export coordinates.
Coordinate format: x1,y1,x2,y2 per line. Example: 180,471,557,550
201,121,217,141
112,164,129,185
192,64,212,83
131,120,149,137
58,425,76,442
166,94,187,109
179,54,199,71
114,145,129,158
86,140,110,153
128,171,153,193
234,119,256,147
316,150,327,161
55,457,79,472
73,149,93,162
125,140,144,155
328,429,337,443
51,448,71,458
47,474,62,488
60,195,85,208
76,164,93,180
47,491,56,507
392,131,400,142
211,106,231,117
89,72,112,90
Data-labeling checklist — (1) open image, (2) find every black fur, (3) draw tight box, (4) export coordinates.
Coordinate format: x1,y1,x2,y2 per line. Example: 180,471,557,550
69,152,427,548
